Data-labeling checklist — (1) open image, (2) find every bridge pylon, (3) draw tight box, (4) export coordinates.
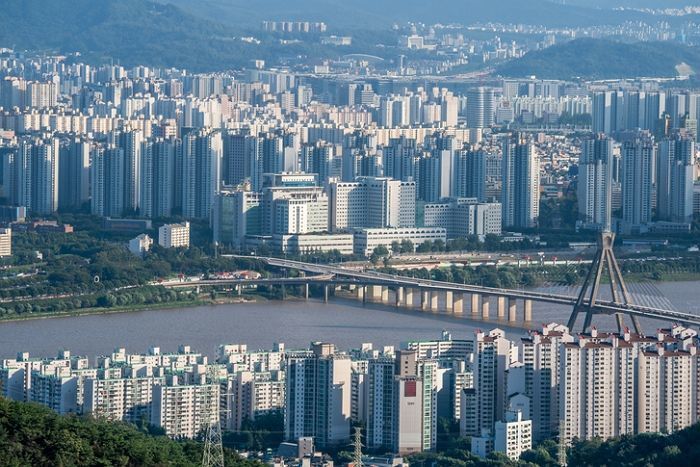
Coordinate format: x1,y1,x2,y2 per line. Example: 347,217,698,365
567,230,641,334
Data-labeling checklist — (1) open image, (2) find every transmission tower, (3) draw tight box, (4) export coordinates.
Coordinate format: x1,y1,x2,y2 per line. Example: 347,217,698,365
202,366,225,467
351,426,364,467
557,419,567,466
567,230,641,334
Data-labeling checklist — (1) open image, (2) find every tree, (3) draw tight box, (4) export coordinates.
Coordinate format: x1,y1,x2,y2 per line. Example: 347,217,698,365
400,239,414,253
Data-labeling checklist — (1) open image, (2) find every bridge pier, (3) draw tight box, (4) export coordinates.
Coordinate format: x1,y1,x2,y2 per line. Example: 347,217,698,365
405,288,415,308
381,286,389,304
236,285,241,296
421,290,430,311
453,293,463,313
356,285,365,302
471,294,480,316
430,291,439,311
524,299,533,322
369,285,383,303
508,298,517,322
445,291,453,312
481,295,490,319
324,285,329,303
395,287,404,307
304,283,309,300
497,296,506,320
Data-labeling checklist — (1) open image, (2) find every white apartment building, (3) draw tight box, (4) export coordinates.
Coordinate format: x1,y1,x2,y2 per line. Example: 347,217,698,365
637,346,697,435
520,324,574,442
224,370,285,431
353,227,446,256
0,227,11,257
151,374,219,439
494,411,532,461
158,221,190,248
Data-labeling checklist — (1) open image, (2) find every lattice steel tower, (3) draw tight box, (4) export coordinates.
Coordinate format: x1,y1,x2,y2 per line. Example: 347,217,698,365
202,366,225,467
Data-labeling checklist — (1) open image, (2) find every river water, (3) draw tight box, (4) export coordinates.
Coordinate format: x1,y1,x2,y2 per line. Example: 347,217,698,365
0,281,698,360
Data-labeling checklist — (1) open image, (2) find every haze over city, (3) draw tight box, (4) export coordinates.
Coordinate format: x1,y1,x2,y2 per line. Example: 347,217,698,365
1,1,700,466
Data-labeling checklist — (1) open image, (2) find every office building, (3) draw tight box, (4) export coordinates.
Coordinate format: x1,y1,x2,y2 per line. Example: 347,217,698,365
423,198,501,239
329,177,416,231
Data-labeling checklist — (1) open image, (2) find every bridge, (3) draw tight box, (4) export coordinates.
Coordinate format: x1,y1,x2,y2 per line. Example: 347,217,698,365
171,250,700,331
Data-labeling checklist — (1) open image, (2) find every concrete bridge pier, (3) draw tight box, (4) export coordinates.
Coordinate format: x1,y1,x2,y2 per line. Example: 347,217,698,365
369,285,383,303
281,285,287,300
453,293,464,313
421,289,430,311
497,296,506,320
236,285,241,296
508,298,517,322
524,299,533,322
395,287,404,307
304,283,310,300
404,288,415,308
323,285,329,303
356,285,365,302
481,295,490,319
445,291,453,312
430,291,439,311
381,286,389,304
471,294,480,316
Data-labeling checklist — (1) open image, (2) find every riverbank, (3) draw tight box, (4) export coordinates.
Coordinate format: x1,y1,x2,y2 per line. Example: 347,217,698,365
0,296,261,323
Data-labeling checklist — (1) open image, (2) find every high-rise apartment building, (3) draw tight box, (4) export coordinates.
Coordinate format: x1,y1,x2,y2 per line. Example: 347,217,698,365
657,133,695,223
621,133,654,231
578,135,614,230
501,135,539,229
284,343,352,449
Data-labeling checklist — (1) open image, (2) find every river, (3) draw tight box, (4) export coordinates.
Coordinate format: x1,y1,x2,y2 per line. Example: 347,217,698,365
0,281,698,360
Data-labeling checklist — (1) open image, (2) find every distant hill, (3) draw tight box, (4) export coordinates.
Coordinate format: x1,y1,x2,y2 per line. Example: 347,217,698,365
0,0,270,70
496,39,700,80
161,0,652,30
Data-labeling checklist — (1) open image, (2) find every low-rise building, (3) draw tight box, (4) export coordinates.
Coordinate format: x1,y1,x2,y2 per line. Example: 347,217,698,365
272,233,354,255
128,234,153,257
0,227,11,257
353,227,446,256
158,222,190,248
